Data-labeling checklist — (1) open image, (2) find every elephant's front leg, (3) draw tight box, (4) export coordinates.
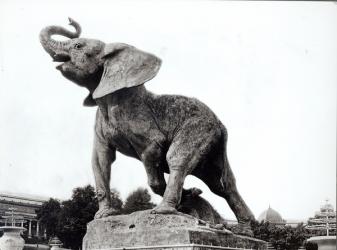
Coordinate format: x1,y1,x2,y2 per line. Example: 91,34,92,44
141,142,167,196
152,120,217,214
142,141,204,214
153,167,186,214
92,135,116,219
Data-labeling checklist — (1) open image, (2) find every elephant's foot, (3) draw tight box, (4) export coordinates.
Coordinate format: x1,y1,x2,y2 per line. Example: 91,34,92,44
94,206,117,219
151,202,178,214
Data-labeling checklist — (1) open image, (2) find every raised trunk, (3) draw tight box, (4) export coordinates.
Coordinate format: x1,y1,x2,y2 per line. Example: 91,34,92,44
39,18,81,61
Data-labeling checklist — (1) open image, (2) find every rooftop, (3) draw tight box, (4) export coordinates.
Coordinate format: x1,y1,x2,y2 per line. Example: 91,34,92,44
0,191,49,206
258,206,285,224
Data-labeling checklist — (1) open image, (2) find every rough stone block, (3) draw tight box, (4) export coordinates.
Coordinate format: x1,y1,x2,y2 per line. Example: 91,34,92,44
83,210,266,250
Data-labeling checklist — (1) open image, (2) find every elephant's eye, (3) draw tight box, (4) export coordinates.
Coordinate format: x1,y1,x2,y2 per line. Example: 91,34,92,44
74,43,83,49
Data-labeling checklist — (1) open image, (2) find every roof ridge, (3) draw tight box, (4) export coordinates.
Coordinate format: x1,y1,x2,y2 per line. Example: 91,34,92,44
0,191,49,202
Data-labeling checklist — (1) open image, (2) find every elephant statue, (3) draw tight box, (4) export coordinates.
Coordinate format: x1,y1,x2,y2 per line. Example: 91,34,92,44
40,18,255,234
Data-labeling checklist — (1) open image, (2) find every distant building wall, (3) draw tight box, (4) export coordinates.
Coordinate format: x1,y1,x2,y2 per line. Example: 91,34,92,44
0,192,49,239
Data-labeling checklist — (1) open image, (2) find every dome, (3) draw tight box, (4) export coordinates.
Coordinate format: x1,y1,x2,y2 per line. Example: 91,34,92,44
258,206,284,224
320,200,334,213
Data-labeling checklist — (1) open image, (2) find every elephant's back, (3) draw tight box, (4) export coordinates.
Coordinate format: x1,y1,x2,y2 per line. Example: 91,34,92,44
145,93,224,139
153,93,220,120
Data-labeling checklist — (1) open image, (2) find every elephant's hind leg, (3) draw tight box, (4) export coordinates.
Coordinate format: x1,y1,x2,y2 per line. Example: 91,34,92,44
202,131,255,227
207,166,255,224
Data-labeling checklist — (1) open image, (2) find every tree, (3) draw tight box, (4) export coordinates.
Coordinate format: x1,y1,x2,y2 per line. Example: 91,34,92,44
110,188,123,214
123,187,155,214
57,185,98,249
37,185,126,249
36,198,61,238
304,241,318,250
251,220,273,242
252,221,308,250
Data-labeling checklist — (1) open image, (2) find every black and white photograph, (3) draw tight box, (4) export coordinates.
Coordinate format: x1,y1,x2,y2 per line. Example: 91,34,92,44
0,1,336,250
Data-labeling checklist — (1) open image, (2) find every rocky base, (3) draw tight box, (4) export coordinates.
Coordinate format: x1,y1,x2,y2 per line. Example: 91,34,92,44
83,210,266,250
307,236,336,250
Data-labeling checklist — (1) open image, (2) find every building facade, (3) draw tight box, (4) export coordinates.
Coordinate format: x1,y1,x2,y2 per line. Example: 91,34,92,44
0,192,49,239
305,199,336,236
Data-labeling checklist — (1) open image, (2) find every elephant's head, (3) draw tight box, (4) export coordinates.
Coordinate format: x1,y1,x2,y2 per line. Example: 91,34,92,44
40,18,161,106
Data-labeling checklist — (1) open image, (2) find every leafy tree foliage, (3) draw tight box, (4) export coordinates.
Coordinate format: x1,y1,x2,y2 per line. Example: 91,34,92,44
36,198,61,238
110,188,123,213
57,185,98,249
123,187,155,214
252,221,308,250
304,241,318,250
36,185,99,249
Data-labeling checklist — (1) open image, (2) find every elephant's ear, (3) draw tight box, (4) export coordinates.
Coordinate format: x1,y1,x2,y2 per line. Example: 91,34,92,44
92,43,161,99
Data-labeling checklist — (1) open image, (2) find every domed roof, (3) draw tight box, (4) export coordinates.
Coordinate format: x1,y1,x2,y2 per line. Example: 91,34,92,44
258,206,284,223
320,200,334,213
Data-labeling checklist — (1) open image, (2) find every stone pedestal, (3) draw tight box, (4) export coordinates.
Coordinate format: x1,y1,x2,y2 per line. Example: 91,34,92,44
307,236,336,250
83,210,266,250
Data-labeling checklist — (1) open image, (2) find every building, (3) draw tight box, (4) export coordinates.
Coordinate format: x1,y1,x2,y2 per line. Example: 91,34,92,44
257,206,305,228
0,192,49,238
305,199,336,236
258,206,286,226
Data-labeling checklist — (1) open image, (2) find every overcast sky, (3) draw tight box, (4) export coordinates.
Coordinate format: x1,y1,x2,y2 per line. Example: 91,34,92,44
0,1,336,221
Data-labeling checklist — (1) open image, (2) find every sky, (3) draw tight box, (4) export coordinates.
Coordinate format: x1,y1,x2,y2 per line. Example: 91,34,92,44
0,0,336,221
